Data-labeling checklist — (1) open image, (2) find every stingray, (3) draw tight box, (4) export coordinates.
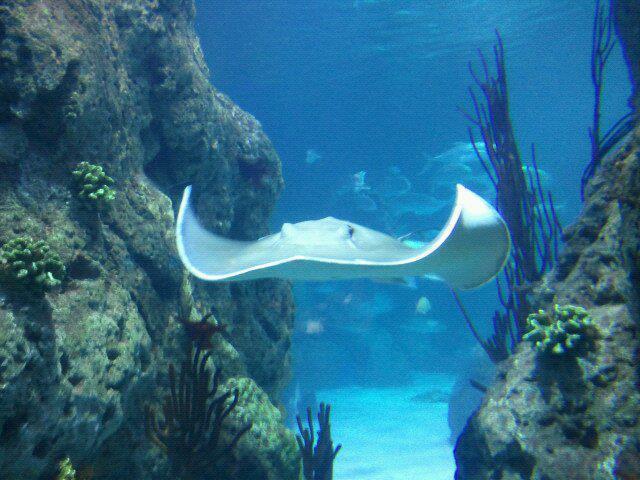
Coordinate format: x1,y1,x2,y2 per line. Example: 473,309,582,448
176,185,510,290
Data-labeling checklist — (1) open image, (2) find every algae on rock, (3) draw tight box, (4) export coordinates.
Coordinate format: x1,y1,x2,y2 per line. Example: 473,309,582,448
224,377,301,480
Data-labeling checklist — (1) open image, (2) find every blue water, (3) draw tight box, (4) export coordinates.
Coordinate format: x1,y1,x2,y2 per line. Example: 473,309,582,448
194,1,631,477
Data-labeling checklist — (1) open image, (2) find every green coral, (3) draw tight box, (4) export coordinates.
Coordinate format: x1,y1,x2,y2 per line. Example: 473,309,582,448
56,457,76,480
0,236,65,296
72,161,116,207
523,304,598,357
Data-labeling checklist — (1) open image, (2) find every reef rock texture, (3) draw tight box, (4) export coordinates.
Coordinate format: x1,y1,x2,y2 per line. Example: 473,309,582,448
0,1,297,479
454,12,640,479
613,0,640,112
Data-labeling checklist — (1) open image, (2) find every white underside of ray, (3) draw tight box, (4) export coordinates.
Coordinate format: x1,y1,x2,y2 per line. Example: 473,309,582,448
175,185,510,290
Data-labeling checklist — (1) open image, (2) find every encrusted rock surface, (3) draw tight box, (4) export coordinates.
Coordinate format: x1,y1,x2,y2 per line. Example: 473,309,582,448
454,9,640,476
613,0,640,112
0,1,297,478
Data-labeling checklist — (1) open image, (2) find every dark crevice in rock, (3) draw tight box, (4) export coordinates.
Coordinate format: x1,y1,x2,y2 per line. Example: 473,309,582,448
108,217,180,299
237,157,271,186
141,52,167,87
0,161,19,185
139,346,150,373
536,356,588,403
130,250,178,299
32,436,55,458
102,404,115,424
255,313,280,343
67,372,84,386
144,143,178,195
67,253,101,280
498,441,536,478
0,411,28,445
23,59,81,149
23,322,43,343
16,44,31,65
106,347,120,361
59,352,70,376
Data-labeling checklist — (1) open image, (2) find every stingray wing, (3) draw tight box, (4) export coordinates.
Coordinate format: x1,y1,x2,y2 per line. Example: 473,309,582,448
175,185,510,289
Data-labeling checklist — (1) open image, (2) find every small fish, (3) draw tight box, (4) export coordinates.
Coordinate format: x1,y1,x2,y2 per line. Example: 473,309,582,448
304,319,325,335
305,149,322,164
373,277,415,287
415,296,432,315
352,171,371,193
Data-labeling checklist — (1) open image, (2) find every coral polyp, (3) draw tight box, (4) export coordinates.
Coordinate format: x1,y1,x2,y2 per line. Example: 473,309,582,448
72,161,116,207
523,304,598,357
0,236,65,296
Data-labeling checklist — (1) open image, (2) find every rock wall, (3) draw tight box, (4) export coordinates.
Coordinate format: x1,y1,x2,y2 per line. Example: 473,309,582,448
613,0,640,113
0,1,297,478
454,6,640,479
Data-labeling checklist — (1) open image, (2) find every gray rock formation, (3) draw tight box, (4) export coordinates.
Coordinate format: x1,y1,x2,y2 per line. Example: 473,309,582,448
0,1,298,478
454,4,640,478
613,0,640,113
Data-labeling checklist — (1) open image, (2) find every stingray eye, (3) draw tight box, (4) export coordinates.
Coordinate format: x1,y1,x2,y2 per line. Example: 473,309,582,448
347,224,355,238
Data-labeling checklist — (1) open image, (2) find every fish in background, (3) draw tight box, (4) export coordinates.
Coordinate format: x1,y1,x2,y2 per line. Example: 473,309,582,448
323,141,517,243
418,141,493,200
415,296,432,315
303,318,325,335
331,171,376,210
377,165,412,198
521,163,549,187
305,149,322,164
352,170,371,192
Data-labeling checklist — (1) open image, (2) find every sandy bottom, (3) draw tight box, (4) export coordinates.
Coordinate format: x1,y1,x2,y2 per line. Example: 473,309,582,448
317,374,455,480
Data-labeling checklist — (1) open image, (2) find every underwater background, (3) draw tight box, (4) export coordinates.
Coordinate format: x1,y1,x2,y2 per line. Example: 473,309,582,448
194,2,631,477
1,0,640,479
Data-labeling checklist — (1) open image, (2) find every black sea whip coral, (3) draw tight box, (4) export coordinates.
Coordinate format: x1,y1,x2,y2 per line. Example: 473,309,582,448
145,345,252,478
456,31,561,362
296,403,342,480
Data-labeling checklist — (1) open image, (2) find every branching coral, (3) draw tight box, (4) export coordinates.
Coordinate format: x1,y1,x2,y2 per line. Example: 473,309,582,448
145,345,252,478
0,236,65,296
72,161,116,208
523,304,598,357
56,457,76,480
296,403,342,480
